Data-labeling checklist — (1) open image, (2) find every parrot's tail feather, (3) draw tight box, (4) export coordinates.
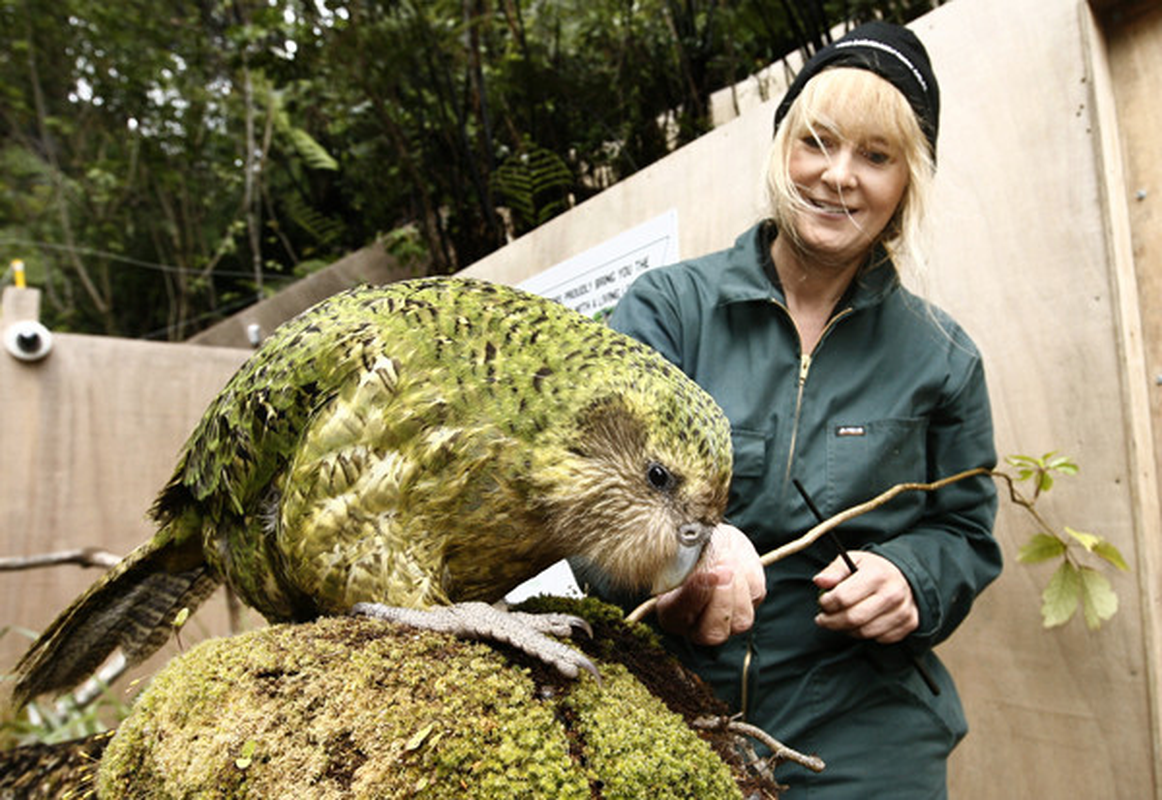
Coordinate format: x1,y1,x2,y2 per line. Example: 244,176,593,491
9,537,218,709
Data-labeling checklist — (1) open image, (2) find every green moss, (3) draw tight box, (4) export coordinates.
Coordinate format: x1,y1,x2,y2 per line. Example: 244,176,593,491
96,603,741,799
566,664,739,799
515,594,665,655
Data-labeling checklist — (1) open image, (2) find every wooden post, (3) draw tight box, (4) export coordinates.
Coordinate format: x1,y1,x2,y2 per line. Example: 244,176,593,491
2,285,42,326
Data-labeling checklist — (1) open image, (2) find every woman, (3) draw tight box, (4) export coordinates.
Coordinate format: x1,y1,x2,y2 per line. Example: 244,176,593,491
608,21,1002,797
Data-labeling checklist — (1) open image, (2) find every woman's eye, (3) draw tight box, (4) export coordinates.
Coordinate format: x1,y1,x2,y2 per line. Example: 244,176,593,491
862,148,892,165
802,135,830,152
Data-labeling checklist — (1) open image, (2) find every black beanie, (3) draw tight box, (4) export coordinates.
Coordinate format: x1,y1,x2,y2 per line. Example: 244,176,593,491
773,21,940,157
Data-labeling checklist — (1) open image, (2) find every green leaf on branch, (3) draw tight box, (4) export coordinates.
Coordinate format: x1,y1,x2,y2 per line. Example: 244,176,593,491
1018,533,1067,564
1038,560,1121,629
1093,540,1130,572
1045,454,1079,475
1005,451,1079,494
1041,562,1081,628
1004,454,1041,483
1064,527,1129,571
1079,567,1118,630
1065,527,1101,552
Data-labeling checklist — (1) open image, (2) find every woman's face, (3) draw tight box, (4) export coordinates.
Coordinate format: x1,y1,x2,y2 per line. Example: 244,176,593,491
786,120,910,268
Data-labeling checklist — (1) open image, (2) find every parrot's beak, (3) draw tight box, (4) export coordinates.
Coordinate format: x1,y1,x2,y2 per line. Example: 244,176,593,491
650,522,714,595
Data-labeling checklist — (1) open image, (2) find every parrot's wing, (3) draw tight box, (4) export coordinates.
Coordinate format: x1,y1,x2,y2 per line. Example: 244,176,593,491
11,524,217,707
156,290,410,521
270,349,557,614
261,350,455,612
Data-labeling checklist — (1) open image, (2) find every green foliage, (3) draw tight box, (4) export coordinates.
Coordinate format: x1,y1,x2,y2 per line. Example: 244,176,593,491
378,224,428,272
2,692,128,748
281,190,346,249
1017,532,1067,563
491,143,574,234
287,128,338,171
1006,452,1079,496
1008,453,1129,630
1,0,939,339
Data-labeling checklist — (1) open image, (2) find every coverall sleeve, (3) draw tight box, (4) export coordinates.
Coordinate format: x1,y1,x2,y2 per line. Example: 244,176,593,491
608,270,686,370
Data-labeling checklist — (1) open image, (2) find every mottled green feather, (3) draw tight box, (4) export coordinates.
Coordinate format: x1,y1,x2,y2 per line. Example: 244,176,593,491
12,277,731,706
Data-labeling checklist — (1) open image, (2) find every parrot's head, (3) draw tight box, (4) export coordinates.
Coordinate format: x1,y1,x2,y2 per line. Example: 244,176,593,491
535,378,733,598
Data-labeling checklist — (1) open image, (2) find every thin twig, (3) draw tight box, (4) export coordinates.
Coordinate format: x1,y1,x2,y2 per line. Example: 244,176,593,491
626,467,994,623
693,714,826,773
759,467,994,567
730,719,826,773
991,471,1055,536
0,548,122,571
71,652,129,709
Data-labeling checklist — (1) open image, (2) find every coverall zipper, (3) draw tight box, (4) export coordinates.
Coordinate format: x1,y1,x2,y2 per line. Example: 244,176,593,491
771,300,854,483
739,300,854,719
784,352,813,483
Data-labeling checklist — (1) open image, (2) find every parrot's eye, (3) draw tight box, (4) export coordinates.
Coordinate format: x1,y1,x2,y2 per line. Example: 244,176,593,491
646,462,676,492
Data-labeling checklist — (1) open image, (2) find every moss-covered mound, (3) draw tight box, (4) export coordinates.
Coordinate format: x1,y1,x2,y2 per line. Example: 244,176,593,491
97,598,763,799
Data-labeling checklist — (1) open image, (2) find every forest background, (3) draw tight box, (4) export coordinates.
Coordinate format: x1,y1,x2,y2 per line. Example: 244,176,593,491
1,0,940,341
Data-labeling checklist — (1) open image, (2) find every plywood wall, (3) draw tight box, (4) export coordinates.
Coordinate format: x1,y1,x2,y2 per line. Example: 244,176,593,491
0,300,254,701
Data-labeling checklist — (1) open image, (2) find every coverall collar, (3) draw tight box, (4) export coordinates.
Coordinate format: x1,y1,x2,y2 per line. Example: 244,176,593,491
714,222,901,314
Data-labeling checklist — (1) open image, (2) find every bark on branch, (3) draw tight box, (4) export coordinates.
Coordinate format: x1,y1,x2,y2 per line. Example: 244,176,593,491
0,547,122,571
694,714,827,775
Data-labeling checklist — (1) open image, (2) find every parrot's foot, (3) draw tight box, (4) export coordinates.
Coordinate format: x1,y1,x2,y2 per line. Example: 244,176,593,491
350,601,600,681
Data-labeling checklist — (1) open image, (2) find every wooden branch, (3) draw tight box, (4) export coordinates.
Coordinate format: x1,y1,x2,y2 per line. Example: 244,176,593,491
626,467,994,624
693,714,826,774
71,651,128,709
0,548,122,571
756,467,994,567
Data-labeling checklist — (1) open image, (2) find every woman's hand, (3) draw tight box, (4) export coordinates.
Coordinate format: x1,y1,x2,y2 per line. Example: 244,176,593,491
655,523,767,645
813,551,919,643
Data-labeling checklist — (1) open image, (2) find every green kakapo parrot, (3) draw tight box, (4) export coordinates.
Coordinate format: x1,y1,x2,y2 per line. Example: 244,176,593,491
11,277,732,706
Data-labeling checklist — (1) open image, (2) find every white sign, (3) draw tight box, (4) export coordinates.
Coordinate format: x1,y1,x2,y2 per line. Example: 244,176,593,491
518,209,680,319
503,559,585,605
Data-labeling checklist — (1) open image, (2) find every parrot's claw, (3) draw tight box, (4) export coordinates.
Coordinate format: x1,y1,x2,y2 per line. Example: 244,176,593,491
350,601,600,682
507,609,594,640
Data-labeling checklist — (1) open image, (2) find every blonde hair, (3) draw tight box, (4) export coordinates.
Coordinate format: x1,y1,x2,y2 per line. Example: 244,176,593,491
766,67,934,277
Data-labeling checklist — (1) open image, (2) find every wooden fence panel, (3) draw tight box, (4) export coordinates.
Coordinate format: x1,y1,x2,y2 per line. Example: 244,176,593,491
0,317,252,703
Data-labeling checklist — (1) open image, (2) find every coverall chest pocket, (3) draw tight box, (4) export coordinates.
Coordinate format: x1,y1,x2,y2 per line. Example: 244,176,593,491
727,428,770,512
825,417,928,514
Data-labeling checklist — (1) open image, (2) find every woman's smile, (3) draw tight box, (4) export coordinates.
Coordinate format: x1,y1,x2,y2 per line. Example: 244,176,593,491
805,195,858,217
